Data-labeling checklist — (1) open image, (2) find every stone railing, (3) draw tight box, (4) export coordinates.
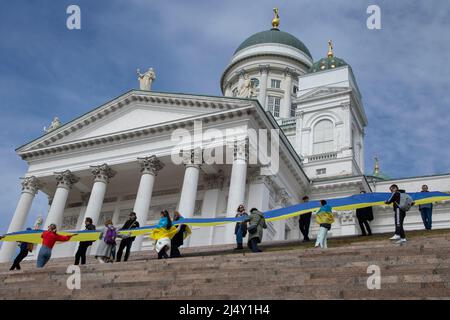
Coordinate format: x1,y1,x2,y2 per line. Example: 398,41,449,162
306,151,338,162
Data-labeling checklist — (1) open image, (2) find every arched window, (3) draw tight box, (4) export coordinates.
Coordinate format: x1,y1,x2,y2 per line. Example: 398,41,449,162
313,119,334,154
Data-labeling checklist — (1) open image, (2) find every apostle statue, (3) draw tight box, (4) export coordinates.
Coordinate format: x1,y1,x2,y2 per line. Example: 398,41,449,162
34,215,43,230
137,67,156,91
44,117,61,133
238,74,255,98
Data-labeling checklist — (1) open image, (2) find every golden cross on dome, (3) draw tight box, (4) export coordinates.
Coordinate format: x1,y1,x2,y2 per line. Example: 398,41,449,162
374,156,380,174
272,8,280,29
327,40,334,57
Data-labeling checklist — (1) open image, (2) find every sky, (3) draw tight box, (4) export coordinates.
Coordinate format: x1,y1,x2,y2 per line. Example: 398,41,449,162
0,0,449,234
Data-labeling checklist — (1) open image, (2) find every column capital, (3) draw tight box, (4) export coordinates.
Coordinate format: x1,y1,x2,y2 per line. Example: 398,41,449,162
138,155,165,175
275,188,291,207
284,67,296,77
90,163,116,183
54,170,79,190
259,64,270,74
236,68,246,78
180,148,203,167
233,138,249,161
20,176,40,195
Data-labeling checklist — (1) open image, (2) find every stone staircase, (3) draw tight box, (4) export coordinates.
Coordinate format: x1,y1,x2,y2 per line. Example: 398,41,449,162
1,229,450,299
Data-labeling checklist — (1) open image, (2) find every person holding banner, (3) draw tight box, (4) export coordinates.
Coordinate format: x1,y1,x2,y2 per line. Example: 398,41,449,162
9,227,34,271
37,224,77,268
170,211,189,258
234,204,248,250
154,210,173,259
356,191,373,236
314,200,334,249
299,196,312,242
385,184,407,244
74,217,96,265
246,208,267,253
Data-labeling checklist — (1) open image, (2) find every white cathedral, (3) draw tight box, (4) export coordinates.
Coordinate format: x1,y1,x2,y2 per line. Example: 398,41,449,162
1,10,449,262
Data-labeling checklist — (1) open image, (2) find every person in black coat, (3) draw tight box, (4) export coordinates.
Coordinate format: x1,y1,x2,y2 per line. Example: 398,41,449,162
74,217,96,265
116,212,140,262
9,227,34,271
170,211,186,258
356,191,373,236
299,196,312,242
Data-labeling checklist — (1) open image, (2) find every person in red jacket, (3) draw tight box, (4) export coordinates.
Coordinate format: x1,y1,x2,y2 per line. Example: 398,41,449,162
37,224,77,268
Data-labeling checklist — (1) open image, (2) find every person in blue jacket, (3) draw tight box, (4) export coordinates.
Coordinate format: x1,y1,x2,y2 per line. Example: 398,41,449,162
155,210,173,259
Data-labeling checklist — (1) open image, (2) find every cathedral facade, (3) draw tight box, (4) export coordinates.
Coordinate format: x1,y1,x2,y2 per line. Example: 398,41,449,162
0,11,449,262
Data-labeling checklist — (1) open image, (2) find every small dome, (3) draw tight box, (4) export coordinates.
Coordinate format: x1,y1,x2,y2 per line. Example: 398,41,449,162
234,29,312,59
308,56,348,73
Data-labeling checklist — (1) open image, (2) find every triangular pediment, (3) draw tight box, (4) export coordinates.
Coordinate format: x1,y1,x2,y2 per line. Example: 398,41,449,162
56,103,206,144
297,86,349,101
17,90,252,153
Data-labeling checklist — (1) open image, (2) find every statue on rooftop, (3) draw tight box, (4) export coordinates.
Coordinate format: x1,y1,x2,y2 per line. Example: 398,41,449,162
238,73,255,98
137,67,156,91
44,117,61,133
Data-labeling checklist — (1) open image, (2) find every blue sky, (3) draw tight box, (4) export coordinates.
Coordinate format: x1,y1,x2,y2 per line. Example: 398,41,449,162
0,0,449,233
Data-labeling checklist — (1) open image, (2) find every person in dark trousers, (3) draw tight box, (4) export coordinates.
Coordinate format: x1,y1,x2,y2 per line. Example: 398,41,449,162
116,212,140,262
385,184,407,244
299,196,312,242
74,217,96,265
356,191,373,236
234,204,248,250
9,228,34,271
170,211,186,258
419,184,433,230
246,208,267,253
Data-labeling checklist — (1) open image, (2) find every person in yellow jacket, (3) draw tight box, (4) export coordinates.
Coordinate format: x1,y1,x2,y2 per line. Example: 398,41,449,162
314,200,334,249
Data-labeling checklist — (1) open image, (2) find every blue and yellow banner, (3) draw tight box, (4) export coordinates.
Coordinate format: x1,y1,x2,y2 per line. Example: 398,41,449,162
1,191,449,244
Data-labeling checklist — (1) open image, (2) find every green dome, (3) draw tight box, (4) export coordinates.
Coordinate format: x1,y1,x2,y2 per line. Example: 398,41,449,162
234,28,312,59
308,56,348,73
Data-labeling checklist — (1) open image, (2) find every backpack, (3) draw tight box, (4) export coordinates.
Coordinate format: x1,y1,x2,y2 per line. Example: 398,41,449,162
398,193,414,212
104,227,117,245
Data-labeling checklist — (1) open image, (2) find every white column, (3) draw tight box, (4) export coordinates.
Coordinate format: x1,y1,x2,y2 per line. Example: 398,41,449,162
259,65,269,109
82,164,116,225
224,140,248,244
131,155,164,252
44,170,78,229
178,150,201,218
282,68,293,118
0,176,40,262
198,172,225,245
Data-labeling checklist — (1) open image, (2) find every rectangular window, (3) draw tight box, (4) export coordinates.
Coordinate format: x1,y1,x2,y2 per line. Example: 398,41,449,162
271,79,281,89
316,168,327,175
267,96,281,117
290,104,297,117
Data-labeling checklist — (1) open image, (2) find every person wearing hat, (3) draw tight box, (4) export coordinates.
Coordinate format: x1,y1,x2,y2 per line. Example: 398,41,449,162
299,196,312,242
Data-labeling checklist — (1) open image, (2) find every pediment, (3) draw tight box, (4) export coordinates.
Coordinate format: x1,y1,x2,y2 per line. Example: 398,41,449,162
17,90,251,153
56,103,206,144
297,87,349,101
